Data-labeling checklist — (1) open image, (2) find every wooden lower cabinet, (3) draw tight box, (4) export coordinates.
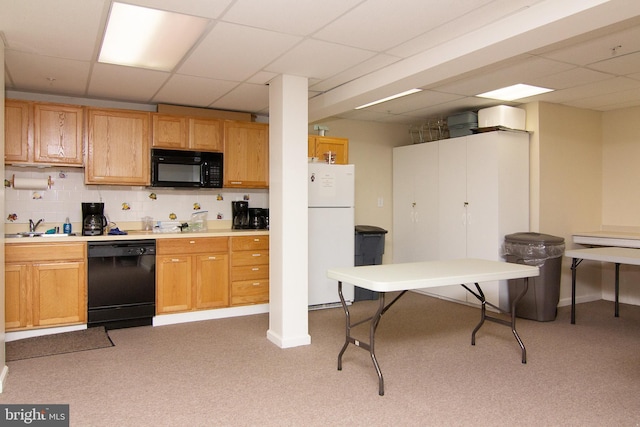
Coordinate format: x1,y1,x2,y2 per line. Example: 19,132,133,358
156,237,229,314
230,236,269,306
5,242,86,331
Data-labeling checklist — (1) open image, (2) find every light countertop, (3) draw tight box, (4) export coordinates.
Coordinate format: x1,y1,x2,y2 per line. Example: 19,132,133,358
5,228,268,244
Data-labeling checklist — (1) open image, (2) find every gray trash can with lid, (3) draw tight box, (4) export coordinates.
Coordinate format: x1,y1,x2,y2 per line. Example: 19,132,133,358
504,232,565,321
354,225,387,301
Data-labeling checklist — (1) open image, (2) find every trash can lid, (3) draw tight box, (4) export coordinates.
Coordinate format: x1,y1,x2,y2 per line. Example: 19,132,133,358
505,232,564,244
355,225,388,234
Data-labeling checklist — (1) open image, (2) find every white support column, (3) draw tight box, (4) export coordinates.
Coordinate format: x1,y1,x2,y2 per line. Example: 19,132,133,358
267,75,311,348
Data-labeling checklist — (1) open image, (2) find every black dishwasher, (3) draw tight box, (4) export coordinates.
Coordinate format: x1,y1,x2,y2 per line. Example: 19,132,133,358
87,240,156,330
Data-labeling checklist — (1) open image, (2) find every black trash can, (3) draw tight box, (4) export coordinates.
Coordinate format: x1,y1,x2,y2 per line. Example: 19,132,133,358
354,225,388,301
504,232,565,321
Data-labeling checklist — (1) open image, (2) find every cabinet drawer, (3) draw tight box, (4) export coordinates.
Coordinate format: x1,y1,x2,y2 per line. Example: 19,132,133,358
157,237,228,255
231,236,269,251
231,250,269,266
6,242,86,263
231,264,269,281
231,279,269,305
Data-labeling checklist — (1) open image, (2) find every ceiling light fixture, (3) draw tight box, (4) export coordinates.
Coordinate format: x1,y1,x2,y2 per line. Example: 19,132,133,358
476,84,553,101
355,89,423,110
99,2,209,71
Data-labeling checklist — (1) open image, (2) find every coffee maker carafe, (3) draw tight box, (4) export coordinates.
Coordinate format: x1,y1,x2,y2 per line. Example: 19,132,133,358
232,201,249,229
82,202,107,236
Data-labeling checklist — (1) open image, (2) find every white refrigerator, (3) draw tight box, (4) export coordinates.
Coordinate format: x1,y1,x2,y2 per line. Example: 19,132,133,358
308,163,355,307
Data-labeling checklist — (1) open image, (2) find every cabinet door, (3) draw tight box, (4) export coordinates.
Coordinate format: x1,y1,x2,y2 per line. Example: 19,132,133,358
438,137,467,260
5,263,30,330
152,114,187,149
314,136,349,164
392,142,439,263
224,121,269,188
32,261,86,327
33,103,84,165
4,99,32,163
85,108,150,185
195,253,229,309
156,255,192,313
190,118,223,151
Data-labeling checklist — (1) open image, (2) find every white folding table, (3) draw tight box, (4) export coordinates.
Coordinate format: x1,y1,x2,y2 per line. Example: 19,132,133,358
327,258,539,395
565,247,640,324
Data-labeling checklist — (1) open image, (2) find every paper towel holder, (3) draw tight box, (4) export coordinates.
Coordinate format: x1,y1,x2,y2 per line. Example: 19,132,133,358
10,174,53,190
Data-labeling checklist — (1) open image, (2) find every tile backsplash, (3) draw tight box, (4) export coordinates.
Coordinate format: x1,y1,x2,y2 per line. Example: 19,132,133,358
5,166,269,231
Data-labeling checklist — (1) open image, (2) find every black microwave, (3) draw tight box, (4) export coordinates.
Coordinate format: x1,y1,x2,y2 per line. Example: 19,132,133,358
151,149,223,188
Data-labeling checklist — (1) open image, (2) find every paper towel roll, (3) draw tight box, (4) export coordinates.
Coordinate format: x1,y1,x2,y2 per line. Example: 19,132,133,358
12,177,51,190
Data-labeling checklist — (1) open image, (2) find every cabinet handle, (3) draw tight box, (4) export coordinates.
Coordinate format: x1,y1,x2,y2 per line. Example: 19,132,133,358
252,267,260,271
230,181,243,184
171,258,180,262
208,256,217,260
252,282,261,286
252,253,261,257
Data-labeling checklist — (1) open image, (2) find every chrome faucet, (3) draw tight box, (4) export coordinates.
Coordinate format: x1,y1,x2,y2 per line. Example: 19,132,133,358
29,218,44,232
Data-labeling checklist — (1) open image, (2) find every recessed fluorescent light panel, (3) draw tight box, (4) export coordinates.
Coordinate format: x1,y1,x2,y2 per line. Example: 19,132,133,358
99,2,209,71
476,84,553,101
355,89,423,109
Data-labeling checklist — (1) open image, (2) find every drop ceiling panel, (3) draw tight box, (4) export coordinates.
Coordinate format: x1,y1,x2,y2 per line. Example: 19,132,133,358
209,83,269,112
0,0,105,60
519,76,640,104
88,63,170,102
434,56,574,96
265,39,376,80
565,86,640,110
4,51,90,95
221,0,361,36
528,67,614,90
313,0,494,52
310,54,402,93
178,22,301,81
539,24,640,67
388,0,546,58
152,74,238,107
588,51,640,75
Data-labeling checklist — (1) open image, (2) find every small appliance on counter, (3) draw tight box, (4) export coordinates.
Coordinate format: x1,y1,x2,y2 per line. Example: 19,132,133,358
249,208,266,229
82,202,108,236
232,201,249,229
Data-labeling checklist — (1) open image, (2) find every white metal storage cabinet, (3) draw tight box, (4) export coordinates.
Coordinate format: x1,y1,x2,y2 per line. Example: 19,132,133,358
393,131,530,309
392,141,439,264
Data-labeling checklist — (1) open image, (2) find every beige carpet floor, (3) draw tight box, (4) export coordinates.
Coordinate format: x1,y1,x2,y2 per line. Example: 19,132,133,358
1,293,639,426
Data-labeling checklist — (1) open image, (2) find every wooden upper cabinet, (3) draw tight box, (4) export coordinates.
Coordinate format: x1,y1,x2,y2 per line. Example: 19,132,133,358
152,114,223,152
33,103,84,165
189,118,223,151
4,99,32,163
224,121,269,188
152,114,187,149
85,108,150,185
308,135,349,164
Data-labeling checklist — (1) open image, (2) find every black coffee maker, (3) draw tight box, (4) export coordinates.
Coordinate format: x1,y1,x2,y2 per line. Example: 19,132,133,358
248,208,266,229
82,202,107,236
232,201,249,229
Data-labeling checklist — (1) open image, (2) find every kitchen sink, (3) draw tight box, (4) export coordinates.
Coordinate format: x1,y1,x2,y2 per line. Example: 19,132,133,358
5,232,77,238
